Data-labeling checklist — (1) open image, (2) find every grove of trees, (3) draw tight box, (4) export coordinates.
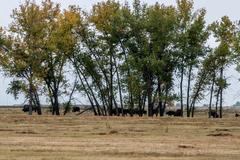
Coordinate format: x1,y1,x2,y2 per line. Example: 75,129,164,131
0,0,240,118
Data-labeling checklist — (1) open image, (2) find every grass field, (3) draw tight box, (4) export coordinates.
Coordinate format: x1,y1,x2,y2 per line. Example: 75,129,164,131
0,108,240,160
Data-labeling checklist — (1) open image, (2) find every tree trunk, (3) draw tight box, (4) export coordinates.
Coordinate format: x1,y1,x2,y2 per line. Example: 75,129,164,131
180,65,184,117
80,69,102,116
28,76,33,116
109,53,113,116
161,101,167,117
52,89,60,115
209,76,215,118
122,47,134,116
71,58,98,116
64,79,77,115
191,101,195,117
33,90,42,115
215,87,220,116
186,66,192,117
219,68,224,118
147,77,153,117
78,71,97,116
142,92,147,114
113,56,124,116
160,86,169,117
157,78,162,117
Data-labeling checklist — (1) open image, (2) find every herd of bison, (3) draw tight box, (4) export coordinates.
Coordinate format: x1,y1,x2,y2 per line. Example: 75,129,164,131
21,105,240,118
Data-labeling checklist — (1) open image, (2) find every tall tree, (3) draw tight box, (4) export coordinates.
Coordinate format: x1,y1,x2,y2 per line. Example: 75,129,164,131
209,16,235,118
90,0,124,115
145,3,178,116
0,1,46,115
1,0,81,115
39,2,81,115
176,0,209,117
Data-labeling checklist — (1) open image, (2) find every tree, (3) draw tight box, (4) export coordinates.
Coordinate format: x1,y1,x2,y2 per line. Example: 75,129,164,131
176,0,209,117
209,16,235,118
0,0,46,115
190,52,216,117
90,0,125,116
0,0,81,115
145,3,178,116
38,2,80,115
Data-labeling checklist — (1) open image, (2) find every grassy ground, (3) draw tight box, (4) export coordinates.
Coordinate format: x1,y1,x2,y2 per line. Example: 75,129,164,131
0,108,240,160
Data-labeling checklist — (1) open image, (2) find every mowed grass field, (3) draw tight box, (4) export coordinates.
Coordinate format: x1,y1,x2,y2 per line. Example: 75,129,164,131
0,108,240,160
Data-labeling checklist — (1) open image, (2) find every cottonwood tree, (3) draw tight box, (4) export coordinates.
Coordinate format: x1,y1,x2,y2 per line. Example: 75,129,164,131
176,0,209,117
72,0,140,116
121,0,150,116
119,0,177,117
209,16,235,118
38,1,81,115
70,1,122,116
145,3,178,116
90,0,125,115
0,1,46,115
190,52,217,117
1,0,81,115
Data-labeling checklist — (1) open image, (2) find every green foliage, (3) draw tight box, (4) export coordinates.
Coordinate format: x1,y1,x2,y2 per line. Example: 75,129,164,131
6,80,27,100
0,0,238,117
209,16,235,67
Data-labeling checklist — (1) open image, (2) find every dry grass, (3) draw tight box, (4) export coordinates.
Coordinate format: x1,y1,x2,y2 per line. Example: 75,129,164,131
0,108,240,160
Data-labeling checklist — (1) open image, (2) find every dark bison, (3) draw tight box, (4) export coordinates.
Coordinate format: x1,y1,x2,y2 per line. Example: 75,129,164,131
174,109,182,117
72,106,80,112
165,109,181,117
111,108,122,116
22,105,37,112
123,108,131,116
112,108,147,116
235,113,240,117
166,110,176,116
210,110,219,118
132,108,147,116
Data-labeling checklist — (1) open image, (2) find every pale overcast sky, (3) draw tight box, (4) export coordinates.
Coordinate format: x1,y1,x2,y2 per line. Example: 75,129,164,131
0,0,240,106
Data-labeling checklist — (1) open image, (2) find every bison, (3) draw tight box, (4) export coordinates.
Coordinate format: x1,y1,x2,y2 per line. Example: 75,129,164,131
123,108,131,116
132,108,147,116
72,106,80,112
166,110,176,116
165,109,181,117
174,109,182,117
235,113,240,117
111,108,122,116
22,105,37,112
210,110,219,118
112,108,147,116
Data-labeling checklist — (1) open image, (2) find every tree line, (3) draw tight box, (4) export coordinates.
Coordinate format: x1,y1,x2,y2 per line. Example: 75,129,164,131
0,0,240,117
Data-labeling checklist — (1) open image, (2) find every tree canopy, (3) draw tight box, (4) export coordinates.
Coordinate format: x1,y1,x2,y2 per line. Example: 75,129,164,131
0,0,240,118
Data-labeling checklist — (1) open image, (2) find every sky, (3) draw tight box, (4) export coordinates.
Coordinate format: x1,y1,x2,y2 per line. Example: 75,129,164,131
0,0,240,106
